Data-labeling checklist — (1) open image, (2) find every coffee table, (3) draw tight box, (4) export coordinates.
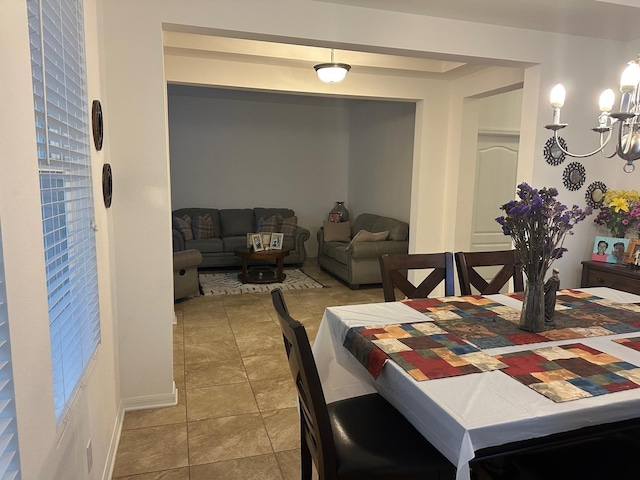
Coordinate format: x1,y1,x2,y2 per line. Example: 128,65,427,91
234,247,290,284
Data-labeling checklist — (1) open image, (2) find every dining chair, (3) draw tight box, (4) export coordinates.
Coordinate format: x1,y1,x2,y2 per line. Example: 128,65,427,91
270,288,457,480
455,249,524,295
379,252,455,302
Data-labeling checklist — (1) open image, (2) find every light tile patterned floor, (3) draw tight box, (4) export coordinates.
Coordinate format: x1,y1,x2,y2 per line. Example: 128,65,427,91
111,259,384,479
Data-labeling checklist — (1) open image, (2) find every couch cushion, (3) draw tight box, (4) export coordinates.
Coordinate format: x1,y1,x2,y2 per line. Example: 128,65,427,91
223,236,248,253
323,220,351,242
321,241,349,264
254,208,294,230
373,217,409,241
347,229,389,250
185,238,223,253
281,216,298,236
193,213,215,239
257,214,282,233
220,209,254,236
173,208,220,237
173,215,193,241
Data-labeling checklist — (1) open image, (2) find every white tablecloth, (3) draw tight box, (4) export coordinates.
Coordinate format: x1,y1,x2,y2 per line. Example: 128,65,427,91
312,288,640,480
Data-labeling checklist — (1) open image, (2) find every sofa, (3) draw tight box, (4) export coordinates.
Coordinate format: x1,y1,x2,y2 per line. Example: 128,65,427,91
172,207,310,268
317,213,409,288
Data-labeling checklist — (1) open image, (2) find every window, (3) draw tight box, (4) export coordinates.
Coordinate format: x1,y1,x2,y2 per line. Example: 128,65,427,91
27,0,101,422
0,225,21,479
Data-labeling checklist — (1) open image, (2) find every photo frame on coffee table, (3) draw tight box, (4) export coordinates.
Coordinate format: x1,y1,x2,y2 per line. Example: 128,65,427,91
251,233,264,252
247,233,258,248
270,232,284,250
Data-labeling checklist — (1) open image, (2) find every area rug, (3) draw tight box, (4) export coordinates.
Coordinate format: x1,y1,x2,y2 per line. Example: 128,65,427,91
199,269,326,295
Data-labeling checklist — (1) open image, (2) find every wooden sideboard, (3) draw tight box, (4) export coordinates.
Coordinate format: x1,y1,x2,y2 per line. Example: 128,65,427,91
580,261,640,295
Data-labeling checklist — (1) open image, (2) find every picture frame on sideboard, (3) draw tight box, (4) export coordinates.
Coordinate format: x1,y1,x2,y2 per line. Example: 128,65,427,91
625,238,640,265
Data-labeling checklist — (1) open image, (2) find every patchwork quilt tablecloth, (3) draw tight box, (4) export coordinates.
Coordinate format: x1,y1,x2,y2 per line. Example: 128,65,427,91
494,343,640,402
404,290,640,349
343,322,506,380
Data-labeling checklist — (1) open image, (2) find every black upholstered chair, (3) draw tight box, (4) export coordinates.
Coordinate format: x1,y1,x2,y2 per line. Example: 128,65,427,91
455,249,524,295
379,252,455,302
270,288,457,480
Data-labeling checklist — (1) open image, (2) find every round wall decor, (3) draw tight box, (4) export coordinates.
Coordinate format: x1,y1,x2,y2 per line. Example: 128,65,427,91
102,163,112,208
585,181,607,208
543,136,567,166
562,162,586,191
92,100,104,151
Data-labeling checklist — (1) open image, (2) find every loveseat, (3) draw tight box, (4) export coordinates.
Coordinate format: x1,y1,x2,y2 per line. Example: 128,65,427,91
172,207,310,268
317,213,409,288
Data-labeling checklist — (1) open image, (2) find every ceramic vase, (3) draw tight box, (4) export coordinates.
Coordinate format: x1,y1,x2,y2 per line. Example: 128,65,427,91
329,201,349,222
519,280,546,332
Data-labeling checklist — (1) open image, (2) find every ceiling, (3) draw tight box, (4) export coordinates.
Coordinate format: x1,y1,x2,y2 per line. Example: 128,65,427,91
164,0,640,84
317,0,640,42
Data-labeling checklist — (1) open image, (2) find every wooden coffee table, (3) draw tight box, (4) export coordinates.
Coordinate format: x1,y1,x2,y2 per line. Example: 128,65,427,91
234,247,290,284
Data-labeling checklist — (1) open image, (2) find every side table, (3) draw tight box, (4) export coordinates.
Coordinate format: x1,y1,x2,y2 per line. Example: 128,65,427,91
580,260,640,295
234,247,290,284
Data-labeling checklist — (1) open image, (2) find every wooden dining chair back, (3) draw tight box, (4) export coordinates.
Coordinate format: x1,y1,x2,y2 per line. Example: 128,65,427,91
455,249,524,295
379,252,455,301
270,288,457,480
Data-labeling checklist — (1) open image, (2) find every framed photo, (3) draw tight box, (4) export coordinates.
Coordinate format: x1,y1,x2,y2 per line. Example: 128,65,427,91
251,233,264,252
247,232,258,248
591,236,629,264
625,238,640,265
261,233,271,249
270,232,284,250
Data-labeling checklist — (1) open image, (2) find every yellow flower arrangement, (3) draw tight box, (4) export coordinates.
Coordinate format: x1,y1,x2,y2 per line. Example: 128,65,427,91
594,190,640,238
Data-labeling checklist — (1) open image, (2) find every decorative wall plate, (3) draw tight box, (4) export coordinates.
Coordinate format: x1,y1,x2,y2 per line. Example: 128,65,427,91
585,181,607,209
544,136,567,166
92,100,104,151
562,162,586,191
102,163,112,208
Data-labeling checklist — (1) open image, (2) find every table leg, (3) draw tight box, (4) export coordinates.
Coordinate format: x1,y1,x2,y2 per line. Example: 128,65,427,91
276,257,284,282
241,257,248,283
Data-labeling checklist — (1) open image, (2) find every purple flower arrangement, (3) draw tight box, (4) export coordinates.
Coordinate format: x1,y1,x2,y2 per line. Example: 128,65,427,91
496,183,592,283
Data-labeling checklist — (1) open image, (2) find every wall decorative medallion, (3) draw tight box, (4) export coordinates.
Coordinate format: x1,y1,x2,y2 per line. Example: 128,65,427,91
585,181,607,208
562,162,586,191
91,100,104,151
102,163,112,208
543,136,567,166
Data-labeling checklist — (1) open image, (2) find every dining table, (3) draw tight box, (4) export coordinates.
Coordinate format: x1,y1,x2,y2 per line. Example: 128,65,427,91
312,287,640,480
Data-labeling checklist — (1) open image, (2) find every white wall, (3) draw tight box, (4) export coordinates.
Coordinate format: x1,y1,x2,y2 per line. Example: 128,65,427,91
167,87,351,256
348,100,415,222
0,0,120,479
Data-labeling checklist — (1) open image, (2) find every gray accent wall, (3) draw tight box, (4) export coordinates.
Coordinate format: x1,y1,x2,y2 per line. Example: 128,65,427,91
167,86,415,256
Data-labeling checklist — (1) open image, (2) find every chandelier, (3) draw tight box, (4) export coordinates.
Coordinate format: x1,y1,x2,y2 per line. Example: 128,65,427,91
545,55,640,173
314,49,351,84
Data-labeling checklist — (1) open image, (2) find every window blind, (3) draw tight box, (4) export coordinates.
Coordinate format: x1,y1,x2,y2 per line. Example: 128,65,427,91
27,0,101,422
0,224,21,480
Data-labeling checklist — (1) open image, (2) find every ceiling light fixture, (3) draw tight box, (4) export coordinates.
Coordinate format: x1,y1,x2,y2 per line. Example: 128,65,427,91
314,49,351,84
545,54,640,173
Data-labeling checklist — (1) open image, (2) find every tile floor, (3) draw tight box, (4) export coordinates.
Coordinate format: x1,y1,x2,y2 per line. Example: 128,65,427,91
111,259,385,479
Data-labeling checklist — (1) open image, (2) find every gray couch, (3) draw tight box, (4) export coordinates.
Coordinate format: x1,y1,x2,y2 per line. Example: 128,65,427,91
317,213,409,288
172,207,310,268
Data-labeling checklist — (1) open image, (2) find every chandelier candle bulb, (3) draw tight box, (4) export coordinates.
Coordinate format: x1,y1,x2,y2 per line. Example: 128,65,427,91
599,89,615,112
550,84,565,124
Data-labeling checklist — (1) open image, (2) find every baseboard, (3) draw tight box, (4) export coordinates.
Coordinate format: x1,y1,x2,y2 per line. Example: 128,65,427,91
102,401,124,480
121,382,178,411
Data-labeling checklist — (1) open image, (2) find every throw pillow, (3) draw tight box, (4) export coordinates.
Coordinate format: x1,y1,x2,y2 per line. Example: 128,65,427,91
258,214,282,233
280,216,298,236
192,213,214,239
347,229,389,250
173,215,193,241
323,220,351,243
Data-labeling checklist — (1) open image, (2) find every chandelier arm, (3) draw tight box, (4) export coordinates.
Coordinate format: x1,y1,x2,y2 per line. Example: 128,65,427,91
552,130,612,158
